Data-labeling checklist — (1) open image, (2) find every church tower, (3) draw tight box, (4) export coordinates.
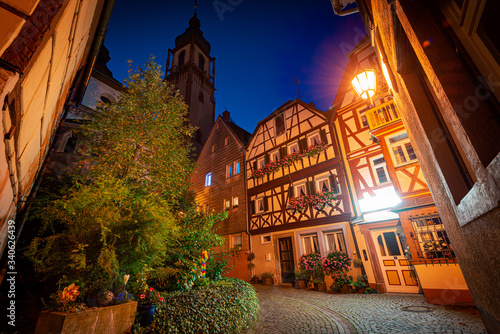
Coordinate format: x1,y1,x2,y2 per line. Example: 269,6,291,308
166,6,215,156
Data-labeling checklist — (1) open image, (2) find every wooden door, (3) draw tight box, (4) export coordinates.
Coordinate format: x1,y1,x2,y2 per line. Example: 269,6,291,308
372,226,418,293
278,237,295,283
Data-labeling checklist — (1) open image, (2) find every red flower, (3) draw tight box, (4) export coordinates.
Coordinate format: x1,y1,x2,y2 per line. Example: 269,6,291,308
140,294,145,299
159,297,164,302
149,287,154,292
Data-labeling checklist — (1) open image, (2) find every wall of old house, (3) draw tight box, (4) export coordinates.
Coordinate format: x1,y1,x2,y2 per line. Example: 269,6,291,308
0,0,108,258
365,0,500,330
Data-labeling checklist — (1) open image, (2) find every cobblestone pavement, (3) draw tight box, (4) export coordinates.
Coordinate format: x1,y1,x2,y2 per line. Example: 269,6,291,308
244,284,487,334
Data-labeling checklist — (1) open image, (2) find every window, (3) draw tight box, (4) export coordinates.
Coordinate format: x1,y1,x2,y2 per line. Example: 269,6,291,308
231,233,242,249
234,161,240,174
315,177,330,194
370,156,390,185
255,197,268,214
226,164,232,178
216,122,220,130
359,110,369,128
324,231,346,253
258,157,266,168
224,199,231,210
205,173,212,187
410,214,455,262
198,54,205,70
178,50,186,66
270,149,280,162
211,145,215,153
225,137,229,146
302,234,319,255
261,234,271,244
388,132,418,166
233,196,239,208
315,174,340,194
294,183,307,198
275,114,285,135
308,132,321,147
288,142,299,154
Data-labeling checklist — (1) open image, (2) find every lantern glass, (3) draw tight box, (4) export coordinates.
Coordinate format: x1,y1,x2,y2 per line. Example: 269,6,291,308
351,70,376,100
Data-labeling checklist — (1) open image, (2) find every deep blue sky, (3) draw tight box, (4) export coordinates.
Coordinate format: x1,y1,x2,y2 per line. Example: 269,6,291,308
104,1,366,133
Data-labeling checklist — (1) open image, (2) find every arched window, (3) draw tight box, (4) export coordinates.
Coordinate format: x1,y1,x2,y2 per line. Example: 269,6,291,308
198,54,205,71
178,50,186,66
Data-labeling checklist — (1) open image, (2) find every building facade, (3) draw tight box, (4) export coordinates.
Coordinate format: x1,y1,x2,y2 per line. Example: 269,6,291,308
0,0,113,260
245,99,358,285
331,0,500,331
332,37,472,303
191,111,251,281
165,11,216,157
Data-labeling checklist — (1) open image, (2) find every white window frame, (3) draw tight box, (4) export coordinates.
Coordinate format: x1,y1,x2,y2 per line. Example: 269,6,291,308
258,157,266,169
205,173,212,187
261,234,271,244
233,196,239,208
387,132,418,167
288,141,299,154
358,110,369,128
301,233,319,255
307,131,321,147
294,182,307,198
323,230,347,253
224,199,231,210
255,197,265,214
370,155,390,185
231,233,243,249
226,164,233,178
270,149,280,162
315,175,330,194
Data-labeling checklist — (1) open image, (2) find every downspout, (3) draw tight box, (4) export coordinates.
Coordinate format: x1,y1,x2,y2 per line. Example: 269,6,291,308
330,108,366,275
330,0,359,16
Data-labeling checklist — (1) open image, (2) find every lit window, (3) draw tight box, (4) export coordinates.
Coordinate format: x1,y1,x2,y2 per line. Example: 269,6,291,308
224,199,231,210
324,231,346,253
302,234,319,255
255,197,267,214
233,197,239,208
261,234,271,244
308,132,321,147
211,145,215,153
234,161,240,174
231,233,242,249
294,183,307,198
225,137,229,146
370,156,390,185
226,164,232,178
315,177,330,194
359,110,369,128
288,142,299,154
258,157,266,168
270,149,280,162
388,132,418,167
205,173,212,187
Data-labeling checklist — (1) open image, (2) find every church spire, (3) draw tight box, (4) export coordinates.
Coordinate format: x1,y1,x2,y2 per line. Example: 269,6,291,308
194,0,198,15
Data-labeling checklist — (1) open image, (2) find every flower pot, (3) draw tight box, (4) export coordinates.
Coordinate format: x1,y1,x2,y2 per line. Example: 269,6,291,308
318,282,327,292
299,280,306,289
137,304,155,327
263,277,274,286
313,283,319,291
294,280,301,289
340,285,351,294
35,301,137,334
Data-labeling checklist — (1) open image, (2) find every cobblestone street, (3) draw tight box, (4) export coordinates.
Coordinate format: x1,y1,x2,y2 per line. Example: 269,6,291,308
244,284,487,334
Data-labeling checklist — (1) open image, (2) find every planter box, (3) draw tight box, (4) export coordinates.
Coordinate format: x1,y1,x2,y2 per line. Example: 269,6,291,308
263,277,274,286
35,301,137,334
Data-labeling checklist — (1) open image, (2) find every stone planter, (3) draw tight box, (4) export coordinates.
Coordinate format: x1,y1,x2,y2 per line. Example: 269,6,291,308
263,277,274,286
340,285,352,294
35,301,137,334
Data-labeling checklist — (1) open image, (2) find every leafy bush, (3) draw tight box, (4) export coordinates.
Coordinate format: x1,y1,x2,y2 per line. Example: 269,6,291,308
144,278,259,333
206,250,233,281
260,272,274,279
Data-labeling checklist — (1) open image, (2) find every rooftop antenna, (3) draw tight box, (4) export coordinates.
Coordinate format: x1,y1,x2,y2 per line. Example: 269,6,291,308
294,77,302,100
194,0,198,14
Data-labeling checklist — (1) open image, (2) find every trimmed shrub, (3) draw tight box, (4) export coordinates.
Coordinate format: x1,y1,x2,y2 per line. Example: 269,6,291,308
144,278,259,333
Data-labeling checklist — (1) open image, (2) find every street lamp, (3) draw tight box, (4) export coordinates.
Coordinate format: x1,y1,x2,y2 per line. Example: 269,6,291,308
351,70,376,105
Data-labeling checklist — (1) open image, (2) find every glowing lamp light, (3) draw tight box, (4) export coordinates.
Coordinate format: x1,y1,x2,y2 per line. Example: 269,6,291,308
351,70,376,101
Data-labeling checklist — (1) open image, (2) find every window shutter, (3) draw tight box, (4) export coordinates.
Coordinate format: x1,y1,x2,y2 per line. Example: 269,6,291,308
265,153,270,165
320,129,328,144
330,174,339,193
263,196,269,212
253,161,257,171
288,185,294,198
300,138,308,153
280,147,287,159
307,181,315,195
251,200,255,214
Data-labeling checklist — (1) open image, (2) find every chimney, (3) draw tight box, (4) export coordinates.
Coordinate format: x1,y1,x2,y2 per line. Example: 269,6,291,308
222,110,230,122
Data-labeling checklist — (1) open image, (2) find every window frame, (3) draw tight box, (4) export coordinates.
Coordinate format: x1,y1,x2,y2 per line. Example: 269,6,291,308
233,196,239,208
294,182,307,198
307,131,321,147
270,149,280,162
261,234,271,244
257,157,266,169
255,197,265,214
231,233,243,249
387,132,418,167
224,199,231,211
301,233,320,255
226,164,233,178
274,113,286,136
323,230,347,254
205,172,212,187
370,155,390,185
315,175,331,194
234,161,240,175
288,141,300,155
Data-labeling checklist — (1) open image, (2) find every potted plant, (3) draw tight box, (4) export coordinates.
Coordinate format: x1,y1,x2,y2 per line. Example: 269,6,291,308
250,275,260,284
294,270,309,289
261,272,274,286
136,287,163,327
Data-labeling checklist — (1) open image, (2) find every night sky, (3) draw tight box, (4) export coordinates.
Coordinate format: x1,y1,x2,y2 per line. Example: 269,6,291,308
104,0,366,132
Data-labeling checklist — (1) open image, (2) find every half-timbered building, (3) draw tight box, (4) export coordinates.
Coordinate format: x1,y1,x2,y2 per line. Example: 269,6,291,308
246,99,357,284
191,110,251,281
332,37,472,303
